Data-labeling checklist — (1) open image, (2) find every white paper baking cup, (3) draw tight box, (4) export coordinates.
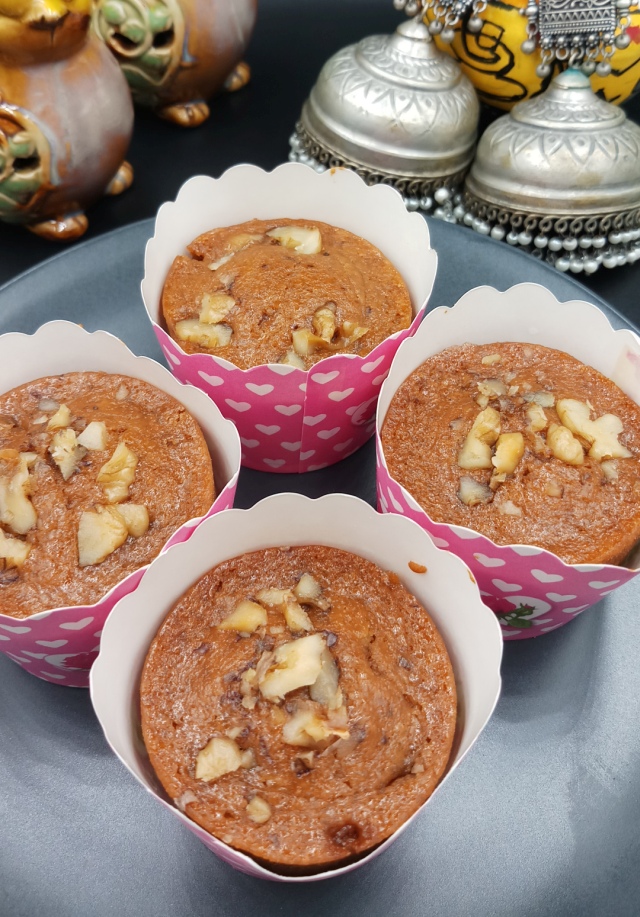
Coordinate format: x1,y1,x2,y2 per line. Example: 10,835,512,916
141,163,437,472
90,492,502,882
0,321,241,687
376,283,640,639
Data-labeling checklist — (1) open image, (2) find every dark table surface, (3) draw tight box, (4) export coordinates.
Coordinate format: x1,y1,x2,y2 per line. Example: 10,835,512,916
1,3,640,917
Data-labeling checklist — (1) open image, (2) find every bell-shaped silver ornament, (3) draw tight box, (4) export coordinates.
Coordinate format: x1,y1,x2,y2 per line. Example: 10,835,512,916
289,18,479,220
456,69,640,274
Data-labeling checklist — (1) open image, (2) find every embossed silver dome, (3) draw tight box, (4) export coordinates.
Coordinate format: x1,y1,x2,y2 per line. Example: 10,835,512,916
457,69,640,273
289,18,479,218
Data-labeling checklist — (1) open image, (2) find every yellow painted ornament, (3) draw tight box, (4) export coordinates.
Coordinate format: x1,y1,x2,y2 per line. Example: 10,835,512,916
422,0,640,109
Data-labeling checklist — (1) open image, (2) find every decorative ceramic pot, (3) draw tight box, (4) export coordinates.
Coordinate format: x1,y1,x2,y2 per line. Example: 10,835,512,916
424,0,640,110
0,0,134,241
93,0,257,127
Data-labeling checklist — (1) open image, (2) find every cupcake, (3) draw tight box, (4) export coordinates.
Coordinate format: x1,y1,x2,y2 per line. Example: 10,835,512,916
90,493,502,881
0,322,241,686
376,283,640,638
142,164,436,473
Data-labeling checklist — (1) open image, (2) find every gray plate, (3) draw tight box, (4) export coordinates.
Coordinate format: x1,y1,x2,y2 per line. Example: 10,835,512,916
1,219,638,917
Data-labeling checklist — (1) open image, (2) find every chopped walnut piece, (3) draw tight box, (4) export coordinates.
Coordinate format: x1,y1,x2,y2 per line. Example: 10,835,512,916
97,442,138,503
492,432,525,476
258,633,325,701
458,407,501,471
46,403,72,431
556,399,632,462
0,528,30,568
312,305,337,343
195,737,254,783
267,225,322,254
458,476,493,506
246,795,272,825
547,423,584,466
175,319,233,349
526,403,548,433
282,703,349,748
199,293,236,325
77,506,129,567
218,601,267,635
309,648,342,710
0,453,37,534
498,500,522,516
481,354,501,366
49,428,86,481
601,460,618,483
545,480,564,497
77,421,108,451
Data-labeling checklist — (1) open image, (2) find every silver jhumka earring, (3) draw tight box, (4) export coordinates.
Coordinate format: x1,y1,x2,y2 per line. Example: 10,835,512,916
453,1,640,273
521,0,633,78
289,16,479,220
393,0,486,44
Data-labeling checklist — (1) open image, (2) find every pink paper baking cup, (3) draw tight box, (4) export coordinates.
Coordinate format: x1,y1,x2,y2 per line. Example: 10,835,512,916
90,492,502,882
0,322,241,687
141,163,437,472
376,283,640,640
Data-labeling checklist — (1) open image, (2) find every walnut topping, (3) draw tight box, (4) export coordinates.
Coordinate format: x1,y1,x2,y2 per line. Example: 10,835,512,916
545,480,564,498
0,452,37,534
309,647,342,710
218,600,267,635
279,350,305,369
195,737,255,783
97,442,138,503
523,391,555,408
49,428,86,481
0,528,30,568
46,403,72,431
601,460,618,483
526,403,548,433
77,421,108,451
477,379,507,400
458,407,501,471
199,293,236,325
77,506,128,567
281,702,349,748
246,795,272,825
266,225,322,254
174,319,233,349
37,398,59,413
491,432,525,476
481,354,501,366
556,399,632,462
115,384,129,402
547,423,584,466
258,633,326,701
458,475,493,506
312,304,337,343
498,500,522,516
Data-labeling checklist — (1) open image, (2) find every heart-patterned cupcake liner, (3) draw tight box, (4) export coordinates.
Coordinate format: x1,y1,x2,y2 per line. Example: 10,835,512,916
142,164,437,472
0,322,241,686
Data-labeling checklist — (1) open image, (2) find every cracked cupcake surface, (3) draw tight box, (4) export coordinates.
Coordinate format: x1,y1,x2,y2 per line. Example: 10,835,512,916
161,218,413,369
140,545,456,873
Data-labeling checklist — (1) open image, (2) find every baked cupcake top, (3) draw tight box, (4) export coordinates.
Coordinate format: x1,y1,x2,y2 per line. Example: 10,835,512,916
140,545,456,873
0,372,214,618
381,341,640,566
161,218,413,370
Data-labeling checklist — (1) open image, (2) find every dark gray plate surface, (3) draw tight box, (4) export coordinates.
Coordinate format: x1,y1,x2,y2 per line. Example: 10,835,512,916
1,219,639,917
